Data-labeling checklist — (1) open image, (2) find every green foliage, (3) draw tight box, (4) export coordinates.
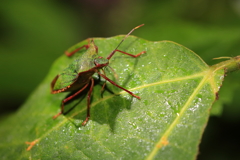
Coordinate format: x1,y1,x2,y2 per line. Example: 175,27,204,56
1,36,239,159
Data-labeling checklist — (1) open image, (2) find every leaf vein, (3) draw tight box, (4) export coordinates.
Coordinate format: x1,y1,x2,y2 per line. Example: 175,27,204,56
145,73,209,160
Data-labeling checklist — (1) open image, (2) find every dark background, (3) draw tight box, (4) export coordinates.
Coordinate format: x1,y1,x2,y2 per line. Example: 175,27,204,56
1,0,240,159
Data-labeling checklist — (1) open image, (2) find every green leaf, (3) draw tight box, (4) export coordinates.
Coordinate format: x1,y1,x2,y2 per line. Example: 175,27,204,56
1,36,239,159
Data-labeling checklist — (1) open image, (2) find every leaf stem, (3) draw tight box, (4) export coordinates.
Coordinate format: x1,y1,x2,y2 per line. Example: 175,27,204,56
211,56,240,73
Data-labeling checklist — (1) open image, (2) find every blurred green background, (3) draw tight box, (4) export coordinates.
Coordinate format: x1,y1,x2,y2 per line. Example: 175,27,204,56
1,0,240,159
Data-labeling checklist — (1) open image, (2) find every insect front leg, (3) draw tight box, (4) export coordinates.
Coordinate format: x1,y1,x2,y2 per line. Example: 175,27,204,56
52,82,90,119
82,78,95,126
105,24,145,60
97,71,140,99
99,68,116,97
107,49,145,60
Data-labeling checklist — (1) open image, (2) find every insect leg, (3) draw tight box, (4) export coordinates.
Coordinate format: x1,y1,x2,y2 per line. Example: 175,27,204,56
82,78,94,126
51,75,59,93
97,71,140,99
106,24,144,60
107,49,146,60
52,82,90,119
99,68,117,97
65,38,91,57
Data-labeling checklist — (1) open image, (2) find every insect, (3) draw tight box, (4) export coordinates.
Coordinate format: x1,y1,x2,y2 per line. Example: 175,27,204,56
51,24,146,125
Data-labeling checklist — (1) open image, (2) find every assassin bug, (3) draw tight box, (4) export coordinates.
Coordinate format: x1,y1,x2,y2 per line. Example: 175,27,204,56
51,24,145,125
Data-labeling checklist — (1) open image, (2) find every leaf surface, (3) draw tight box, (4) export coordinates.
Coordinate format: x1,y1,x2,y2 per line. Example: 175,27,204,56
1,36,234,160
